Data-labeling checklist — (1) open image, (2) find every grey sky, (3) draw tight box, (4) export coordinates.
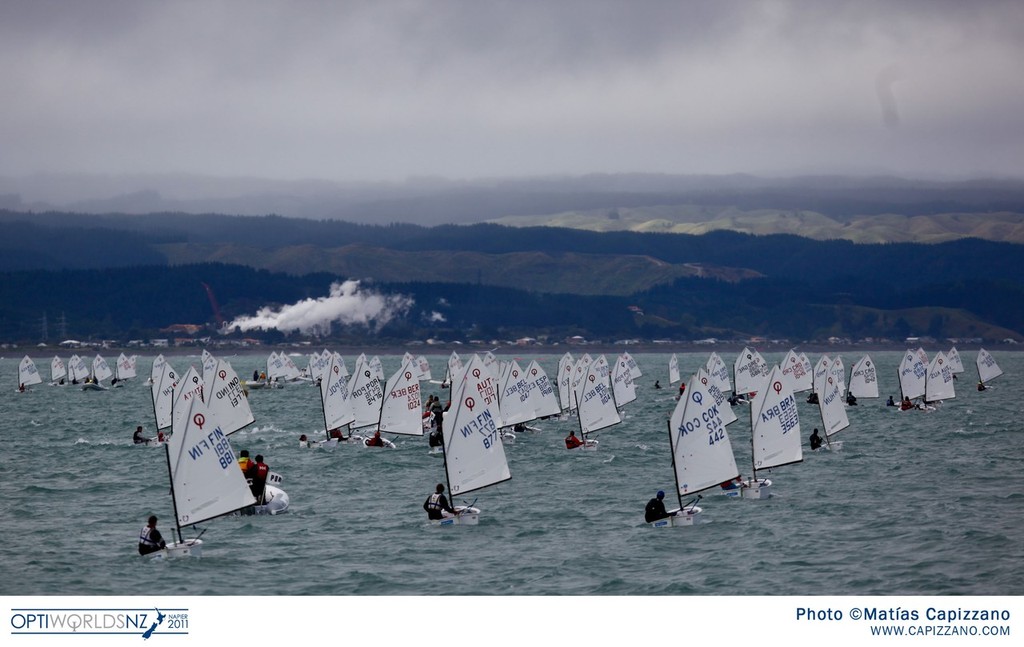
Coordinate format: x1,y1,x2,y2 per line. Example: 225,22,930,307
3,0,1023,182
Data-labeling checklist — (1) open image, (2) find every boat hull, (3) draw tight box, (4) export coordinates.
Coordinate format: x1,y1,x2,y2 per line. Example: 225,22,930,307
651,506,704,527
740,478,773,499
148,538,203,559
434,505,481,526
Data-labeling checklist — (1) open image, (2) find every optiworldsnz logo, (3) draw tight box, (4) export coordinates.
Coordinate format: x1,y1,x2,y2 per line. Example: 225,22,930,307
10,607,189,639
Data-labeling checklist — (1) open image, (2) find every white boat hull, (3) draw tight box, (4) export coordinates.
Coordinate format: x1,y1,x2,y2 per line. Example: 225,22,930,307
434,505,481,526
239,484,290,515
651,506,704,527
739,478,773,499
148,538,203,559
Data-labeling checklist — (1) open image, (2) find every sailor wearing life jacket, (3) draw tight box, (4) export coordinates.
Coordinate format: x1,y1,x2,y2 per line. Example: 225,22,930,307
138,515,167,555
423,483,456,520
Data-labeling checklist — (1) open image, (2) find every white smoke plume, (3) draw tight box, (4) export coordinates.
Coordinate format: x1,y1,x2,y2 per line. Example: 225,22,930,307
227,280,413,334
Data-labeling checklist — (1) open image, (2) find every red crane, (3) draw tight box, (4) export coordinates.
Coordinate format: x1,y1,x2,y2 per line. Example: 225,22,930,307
201,282,225,327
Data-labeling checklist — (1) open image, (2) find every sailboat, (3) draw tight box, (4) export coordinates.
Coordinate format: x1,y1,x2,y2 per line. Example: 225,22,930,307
435,354,511,526
50,356,67,386
68,354,90,385
114,352,136,385
655,372,740,527
153,372,257,559
573,355,620,450
497,359,533,443
733,347,768,400
18,356,42,391
780,349,813,394
150,354,177,436
556,352,574,417
377,357,424,442
612,353,638,414
925,351,956,405
976,348,1003,388
735,365,802,500
848,355,879,399
348,354,386,444
946,347,965,374
817,373,850,450
83,354,112,391
897,349,927,408
314,352,354,448
668,353,680,386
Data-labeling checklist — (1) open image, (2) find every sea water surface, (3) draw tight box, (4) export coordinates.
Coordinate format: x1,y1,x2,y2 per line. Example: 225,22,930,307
1,351,1022,596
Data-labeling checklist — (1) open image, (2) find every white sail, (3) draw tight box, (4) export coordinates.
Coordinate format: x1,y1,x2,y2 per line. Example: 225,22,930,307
898,349,927,401
349,356,384,429
556,352,574,412
829,356,846,399
705,352,732,393
151,358,179,430
621,351,642,379
266,351,285,379
669,373,740,496
19,356,42,387
750,365,802,472
812,355,831,396
977,348,1003,384
570,353,593,412
69,354,90,382
92,354,113,382
205,359,254,436
668,354,680,385
172,367,205,437
476,355,505,429
320,352,355,431
612,354,638,408
733,347,768,396
446,351,463,385
526,360,562,419
696,367,738,426
499,360,535,427
50,356,66,383
308,349,332,383
848,355,879,399
578,355,621,434
368,355,385,381
946,346,964,373
201,350,218,381
443,355,511,496
925,351,956,402
379,359,424,436
818,373,850,438
414,355,432,381
781,349,812,393
167,393,256,528
116,353,137,380
151,354,166,383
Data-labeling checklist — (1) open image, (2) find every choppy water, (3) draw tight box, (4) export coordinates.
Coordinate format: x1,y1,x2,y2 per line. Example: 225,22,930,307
1,350,1022,596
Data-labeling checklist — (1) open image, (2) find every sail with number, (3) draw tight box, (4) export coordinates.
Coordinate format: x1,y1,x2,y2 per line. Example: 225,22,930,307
750,366,802,474
668,373,739,496
443,355,511,496
818,374,850,439
50,356,67,384
557,352,574,412
349,355,384,430
734,347,769,396
812,355,831,396
781,349,812,394
92,354,113,382
898,349,927,401
526,360,562,419
612,354,638,408
69,354,90,383
848,355,879,399
946,347,964,374
669,354,680,385
577,355,621,435
498,359,535,427
925,351,956,402
205,359,254,436
976,349,1003,384
696,367,738,426
19,356,42,387
379,358,424,436
705,352,731,393
320,352,355,434
151,356,178,431
116,353,137,381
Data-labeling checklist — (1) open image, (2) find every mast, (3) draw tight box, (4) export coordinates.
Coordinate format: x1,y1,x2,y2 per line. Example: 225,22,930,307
164,443,184,544
667,418,683,511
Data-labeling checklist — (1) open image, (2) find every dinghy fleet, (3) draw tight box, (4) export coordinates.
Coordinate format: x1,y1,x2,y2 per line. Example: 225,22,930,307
12,345,1005,549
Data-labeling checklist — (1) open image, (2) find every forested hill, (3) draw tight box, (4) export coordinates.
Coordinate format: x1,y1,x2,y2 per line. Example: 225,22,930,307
1,208,1023,345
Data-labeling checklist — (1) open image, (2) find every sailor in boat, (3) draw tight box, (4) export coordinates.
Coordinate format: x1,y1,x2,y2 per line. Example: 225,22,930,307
809,428,823,451
138,515,167,556
237,449,254,475
18,383,25,393
299,434,311,448
565,430,585,449
423,483,459,521
845,393,857,406
249,455,270,504
644,490,677,524
900,396,915,411
328,426,349,441
977,381,987,391
654,380,661,389
886,395,896,406
806,392,819,405
675,382,686,400
133,425,150,445
365,430,388,447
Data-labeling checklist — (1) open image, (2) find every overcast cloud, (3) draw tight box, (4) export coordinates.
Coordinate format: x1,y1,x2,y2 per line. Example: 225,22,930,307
2,0,1023,182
